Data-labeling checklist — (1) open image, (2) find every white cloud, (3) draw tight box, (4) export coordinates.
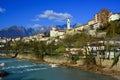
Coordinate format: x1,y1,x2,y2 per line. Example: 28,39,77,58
34,10,72,22
0,7,6,13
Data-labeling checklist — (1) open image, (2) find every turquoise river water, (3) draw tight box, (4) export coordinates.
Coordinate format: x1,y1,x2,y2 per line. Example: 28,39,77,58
0,56,118,80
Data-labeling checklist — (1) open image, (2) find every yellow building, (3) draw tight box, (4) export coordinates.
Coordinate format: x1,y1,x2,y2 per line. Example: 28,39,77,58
15,37,21,41
74,25,84,31
65,29,75,35
83,24,89,30
88,19,95,26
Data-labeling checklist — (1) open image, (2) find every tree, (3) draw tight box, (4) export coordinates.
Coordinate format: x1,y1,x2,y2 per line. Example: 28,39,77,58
32,41,45,61
106,20,120,37
63,34,78,63
111,53,120,68
4,40,12,53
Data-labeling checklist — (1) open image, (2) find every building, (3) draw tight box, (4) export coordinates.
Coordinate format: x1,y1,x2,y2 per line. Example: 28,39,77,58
50,27,65,38
22,34,43,42
96,32,106,38
0,38,7,43
94,8,112,26
88,19,95,26
92,22,100,30
87,19,100,30
66,48,84,55
57,30,65,39
85,42,106,58
74,24,90,32
83,24,90,30
66,29,75,35
67,18,71,29
74,25,84,31
109,13,120,21
50,27,58,37
50,18,71,38
88,30,96,37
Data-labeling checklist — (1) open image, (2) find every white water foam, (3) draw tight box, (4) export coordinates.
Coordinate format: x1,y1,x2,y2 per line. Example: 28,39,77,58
2,64,37,70
0,60,23,63
11,67,47,73
2,64,46,70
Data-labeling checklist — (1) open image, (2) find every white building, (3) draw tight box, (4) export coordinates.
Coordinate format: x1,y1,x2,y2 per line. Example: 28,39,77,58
50,18,71,38
88,30,96,37
57,30,65,38
50,27,58,37
50,27,65,38
92,22,100,30
109,13,120,21
66,48,82,55
96,32,106,38
0,39,6,43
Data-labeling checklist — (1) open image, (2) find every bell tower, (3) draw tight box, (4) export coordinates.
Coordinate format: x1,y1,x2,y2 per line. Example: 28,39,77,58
67,18,70,29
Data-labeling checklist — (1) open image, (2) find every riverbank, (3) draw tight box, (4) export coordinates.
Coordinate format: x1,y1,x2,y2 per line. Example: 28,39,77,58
0,54,120,80
18,54,120,80
44,56,120,80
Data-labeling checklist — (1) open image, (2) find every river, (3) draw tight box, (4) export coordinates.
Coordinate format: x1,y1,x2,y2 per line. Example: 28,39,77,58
0,56,118,80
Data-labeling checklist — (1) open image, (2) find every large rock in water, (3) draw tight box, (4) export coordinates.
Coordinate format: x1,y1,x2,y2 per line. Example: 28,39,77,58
0,71,8,77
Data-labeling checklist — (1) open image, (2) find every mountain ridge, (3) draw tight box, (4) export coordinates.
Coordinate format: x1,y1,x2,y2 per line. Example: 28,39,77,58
0,24,77,38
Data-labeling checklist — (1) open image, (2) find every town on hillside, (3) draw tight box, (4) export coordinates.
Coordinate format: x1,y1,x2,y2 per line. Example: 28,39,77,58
0,8,120,63
1,0,120,79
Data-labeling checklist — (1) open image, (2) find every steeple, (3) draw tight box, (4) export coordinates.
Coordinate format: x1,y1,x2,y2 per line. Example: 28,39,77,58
67,17,70,29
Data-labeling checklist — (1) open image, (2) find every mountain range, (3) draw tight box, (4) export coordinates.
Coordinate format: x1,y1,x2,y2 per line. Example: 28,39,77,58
0,24,79,38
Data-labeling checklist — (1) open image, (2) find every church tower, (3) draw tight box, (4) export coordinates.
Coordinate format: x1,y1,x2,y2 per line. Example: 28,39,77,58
67,18,70,29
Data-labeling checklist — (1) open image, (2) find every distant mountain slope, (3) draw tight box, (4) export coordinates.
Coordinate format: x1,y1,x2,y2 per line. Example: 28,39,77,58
0,24,77,38
0,25,50,38
0,26,29,38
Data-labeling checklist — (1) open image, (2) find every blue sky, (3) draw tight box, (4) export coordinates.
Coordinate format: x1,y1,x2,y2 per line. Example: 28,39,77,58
0,0,120,29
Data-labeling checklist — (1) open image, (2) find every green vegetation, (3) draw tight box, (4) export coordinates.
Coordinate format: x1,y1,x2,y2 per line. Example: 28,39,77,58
3,39,66,60
97,20,120,37
62,32,97,64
